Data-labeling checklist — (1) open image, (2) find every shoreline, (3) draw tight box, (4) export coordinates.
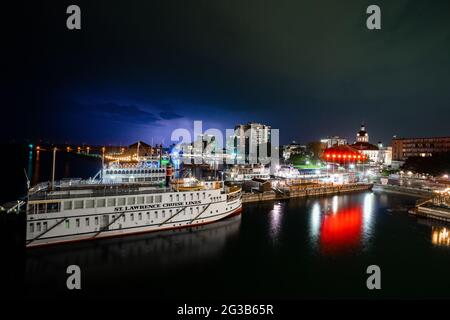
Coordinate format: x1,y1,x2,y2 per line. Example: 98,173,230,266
372,184,433,198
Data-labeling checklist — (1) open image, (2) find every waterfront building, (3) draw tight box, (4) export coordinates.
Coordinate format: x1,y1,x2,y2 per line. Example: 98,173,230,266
350,124,379,163
322,144,367,164
349,124,392,165
234,122,271,164
392,136,450,161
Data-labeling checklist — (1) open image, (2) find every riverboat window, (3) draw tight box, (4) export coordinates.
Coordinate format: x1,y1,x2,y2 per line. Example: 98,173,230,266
118,198,126,206
29,223,34,233
95,217,99,225
190,194,193,201
43,222,47,231
183,194,186,201
176,194,179,201
138,213,142,220
74,200,84,209
27,204,35,214
155,212,158,219
122,215,126,222
146,212,149,219
97,199,106,207
146,196,154,203
65,220,70,229
137,196,144,204
131,213,134,221
136,178,144,182
155,195,162,203
107,198,116,207
85,218,90,226
64,201,72,210
122,178,129,182
38,203,46,214
145,177,151,181
36,222,41,232
85,199,94,209
76,219,80,228
197,193,200,200
203,192,205,199
169,195,173,202
127,197,135,205
112,215,115,221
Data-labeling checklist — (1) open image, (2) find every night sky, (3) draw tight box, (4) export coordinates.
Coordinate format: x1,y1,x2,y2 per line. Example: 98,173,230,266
3,0,450,146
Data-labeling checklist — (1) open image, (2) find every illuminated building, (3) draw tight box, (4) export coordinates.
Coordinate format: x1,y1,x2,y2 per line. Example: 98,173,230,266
392,136,450,161
281,141,306,160
234,122,271,163
322,145,367,164
321,136,347,148
350,123,392,165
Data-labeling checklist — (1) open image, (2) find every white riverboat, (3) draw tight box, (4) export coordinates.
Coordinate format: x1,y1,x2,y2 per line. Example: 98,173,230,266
25,162,242,248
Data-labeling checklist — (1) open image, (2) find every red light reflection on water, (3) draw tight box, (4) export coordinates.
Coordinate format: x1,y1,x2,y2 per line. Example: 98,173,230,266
320,206,363,255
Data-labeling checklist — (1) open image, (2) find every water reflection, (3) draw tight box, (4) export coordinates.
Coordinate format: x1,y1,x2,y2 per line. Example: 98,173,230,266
417,219,450,248
309,193,375,255
25,215,241,294
269,203,283,243
432,227,450,247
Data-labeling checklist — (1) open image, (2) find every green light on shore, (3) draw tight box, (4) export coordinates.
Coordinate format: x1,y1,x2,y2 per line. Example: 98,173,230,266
28,144,34,149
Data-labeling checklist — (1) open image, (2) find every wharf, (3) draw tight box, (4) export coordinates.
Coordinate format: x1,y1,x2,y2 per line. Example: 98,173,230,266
242,183,372,203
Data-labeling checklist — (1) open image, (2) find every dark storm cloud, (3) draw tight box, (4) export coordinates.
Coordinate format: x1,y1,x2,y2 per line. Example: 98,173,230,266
88,102,160,125
3,0,450,144
159,111,184,120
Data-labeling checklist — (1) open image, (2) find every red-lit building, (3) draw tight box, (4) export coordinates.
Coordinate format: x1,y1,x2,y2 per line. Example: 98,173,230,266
322,145,367,164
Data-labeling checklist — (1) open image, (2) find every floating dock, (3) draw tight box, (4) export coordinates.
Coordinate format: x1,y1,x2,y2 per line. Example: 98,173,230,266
409,190,450,223
242,183,372,203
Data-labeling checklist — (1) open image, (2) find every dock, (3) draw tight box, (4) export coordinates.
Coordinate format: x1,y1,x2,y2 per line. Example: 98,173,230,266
409,189,450,223
242,183,372,203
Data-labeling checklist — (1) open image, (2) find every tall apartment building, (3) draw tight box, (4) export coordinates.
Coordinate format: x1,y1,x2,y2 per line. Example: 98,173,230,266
235,122,271,163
